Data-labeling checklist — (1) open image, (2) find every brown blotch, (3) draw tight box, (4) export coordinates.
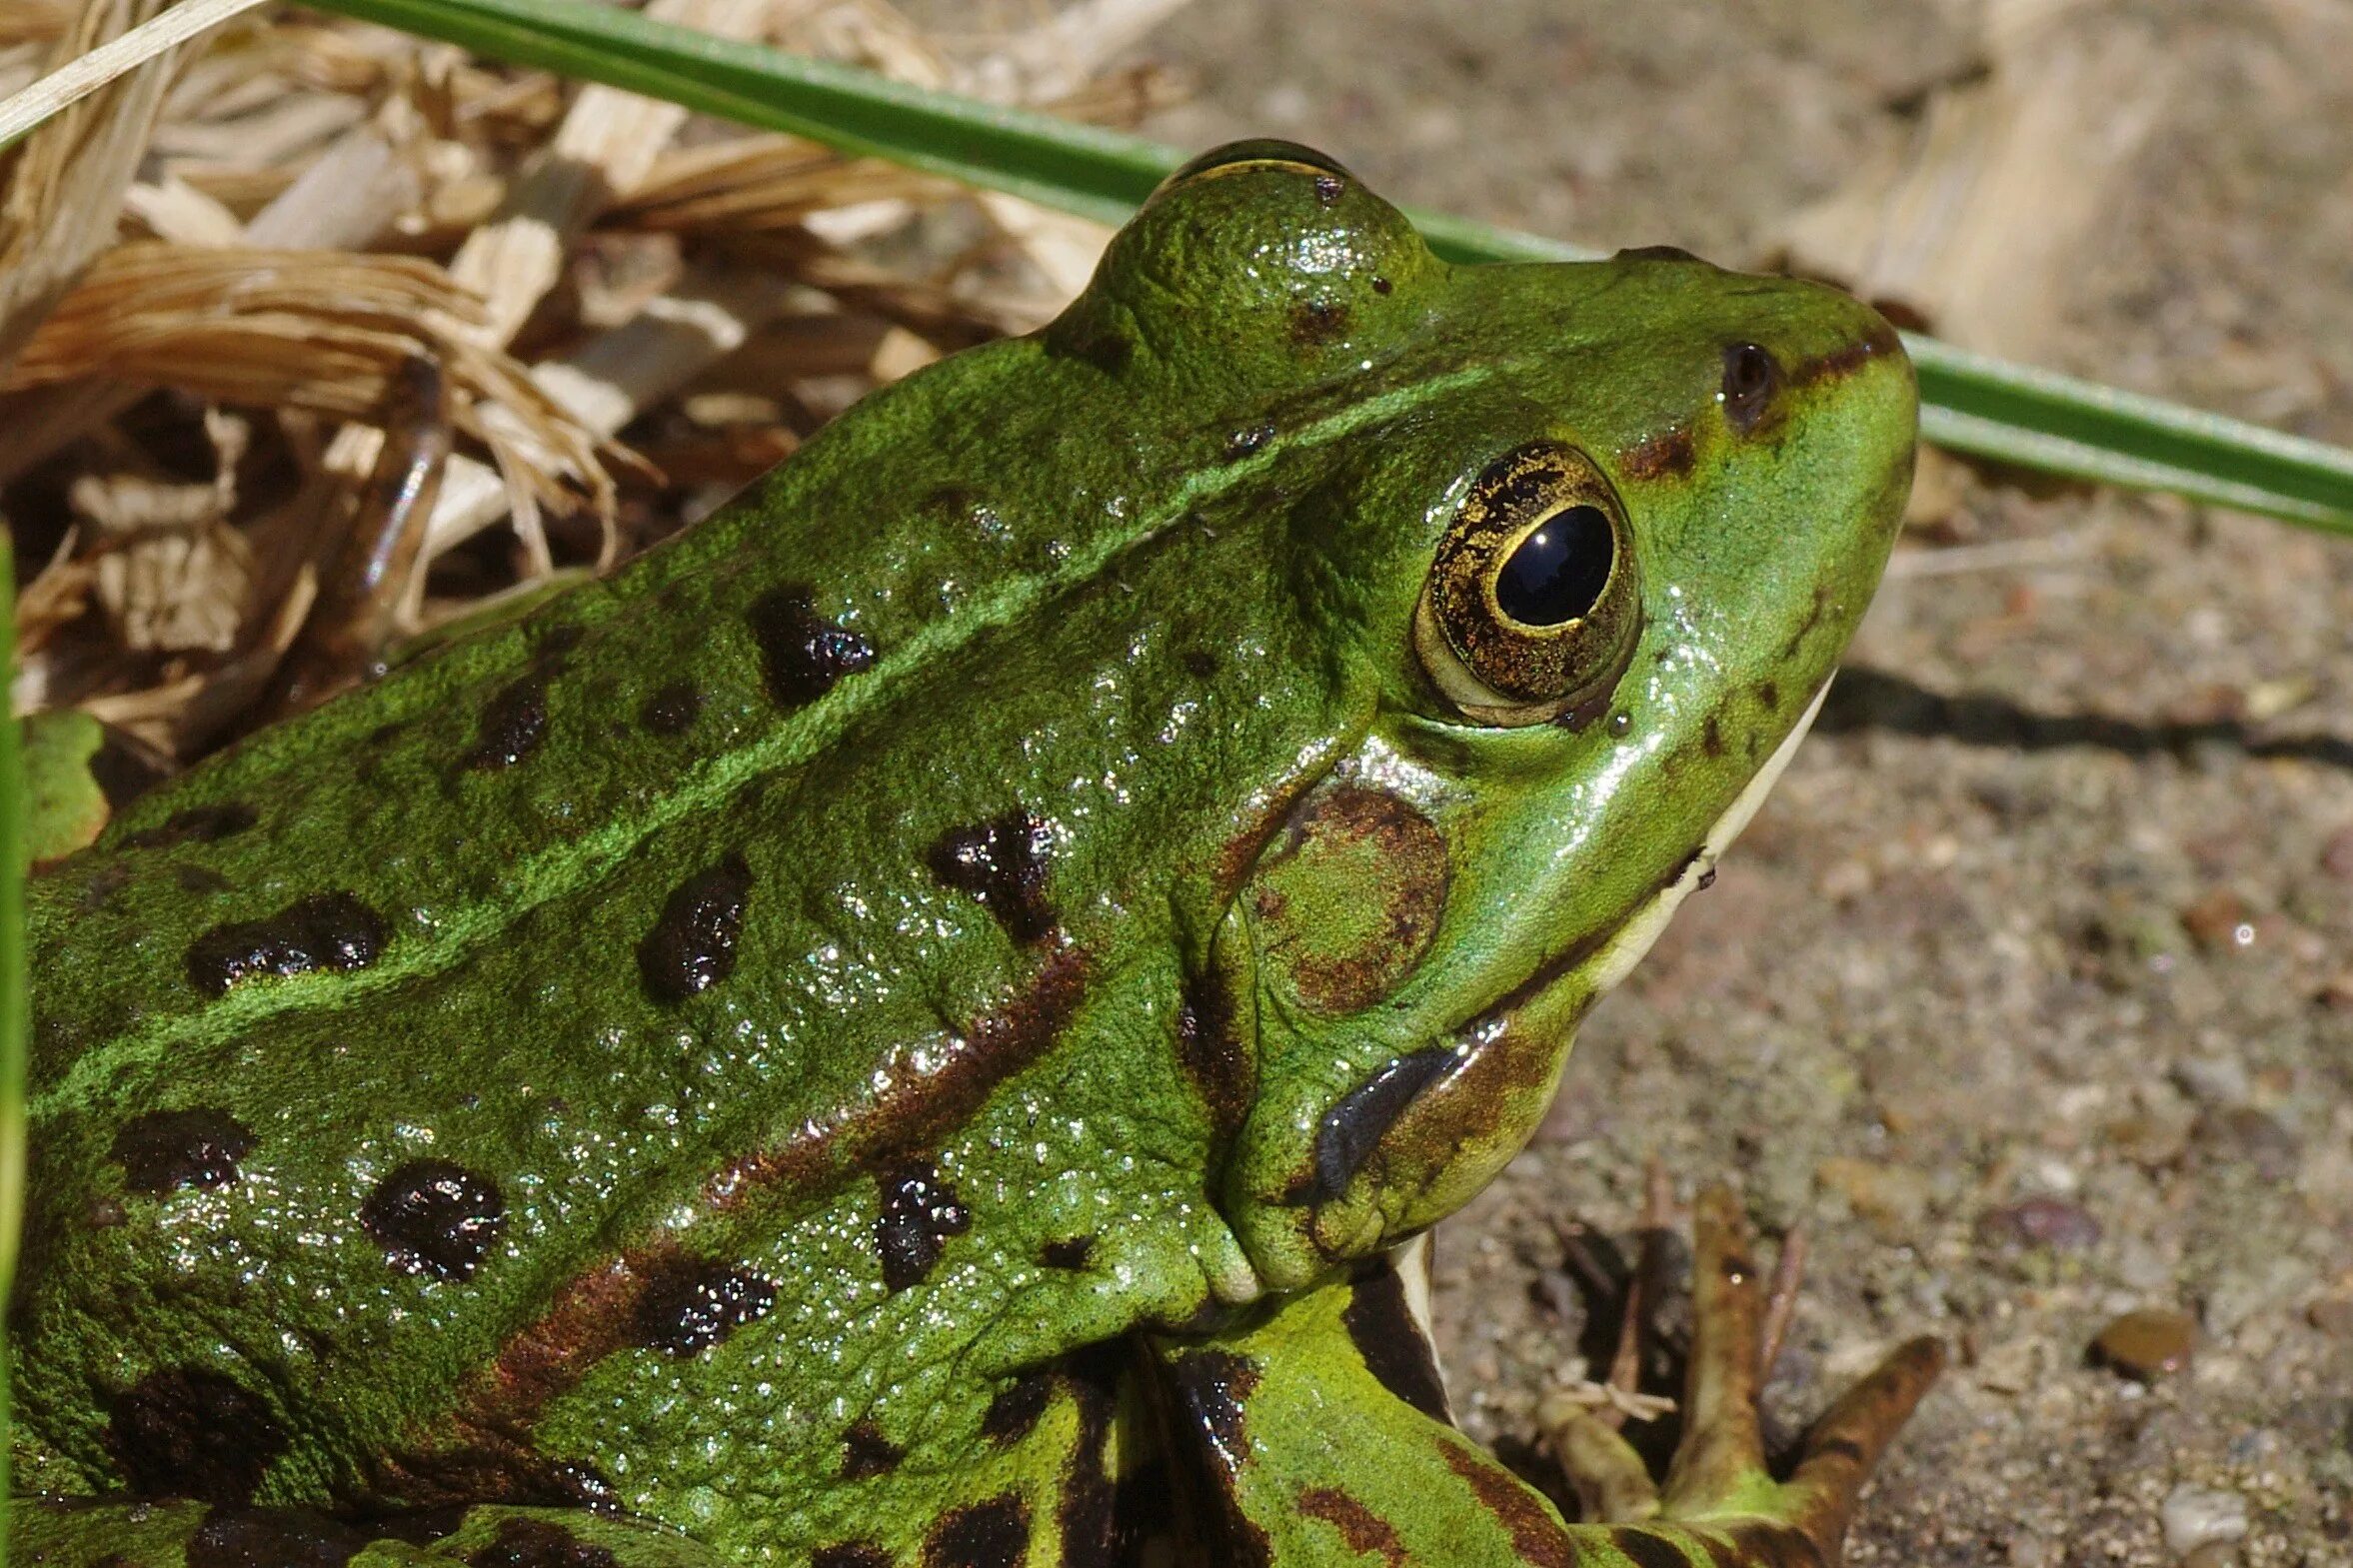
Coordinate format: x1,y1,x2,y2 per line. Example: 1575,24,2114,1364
1181,650,1218,680
1040,1235,1096,1270
1296,1489,1406,1565
1340,1266,1452,1424
1289,299,1349,347
124,802,258,850
175,864,231,895
1755,679,1781,713
1248,785,1448,1017
110,1108,254,1194
876,1161,972,1292
925,812,1055,941
1176,967,1253,1139
105,1368,287,1505
923,1494,1030,1568
1787,313,1903,388
632,1258,776,1357
704,944,1089,1208
748,587,875,708
638,681,703,737
465,1516,618,1568
1436,1443,1576,1566
1610,1526,1698,1568
187,1508,367,1568
185,891,389,996
1370,274,1393,296
1619,424,1695,481
981,1373,1055,1445
1702,715,1726,758
637,853,753,1003
840,1418,904,1481
462,676,550,772
1718,1524,1829,1568
812,1546,893,1568
360,1160,505,1281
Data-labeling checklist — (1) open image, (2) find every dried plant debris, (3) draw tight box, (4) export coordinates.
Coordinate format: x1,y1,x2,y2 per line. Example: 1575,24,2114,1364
3,0,1193,767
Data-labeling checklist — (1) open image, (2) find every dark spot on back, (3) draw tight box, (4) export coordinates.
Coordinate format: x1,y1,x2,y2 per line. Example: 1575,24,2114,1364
638,682,703,737
104,1369,286,1505
110,1108,254,1194
1181,650,1217,680
534,625,587,664
1224,423,1274,459
1341,1266,1452,1424
981,1373,1055,1445
632,1258,776,1357
1040,1235,1096,1270
841,1418,903,1480
1702,715,1725,758
1370,274,1392,296
812,1546,892,1568
1310,1047,1454,1202
185,891,388,996
187,1508,366,1568
1289,299,1349,346
360,1160,505,1280
748,586,875,708
1169,1348,1258,1458
125,802,258,850
637,853,753,1003
925,812,1055,942
876,1161,971,1292
1438,1444,1576,1566
1756,679,1781,712
462,677,550,772
924,1494,1030,1568
465,1517,618,1568
1612,1526,1702,1568
175,864,231,895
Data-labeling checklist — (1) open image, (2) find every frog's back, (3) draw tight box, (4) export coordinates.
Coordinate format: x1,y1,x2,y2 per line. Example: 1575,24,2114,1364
12,300,1360,1549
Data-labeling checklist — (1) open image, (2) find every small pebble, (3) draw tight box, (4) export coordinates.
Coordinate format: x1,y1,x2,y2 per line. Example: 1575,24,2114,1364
2306,1297,2353,1337
2193,1105,2301,1182
2179,889,2255,952
1975,1196,2102,1253
2160,1483,2249,1555
2171,1054,2250,1108
2320,822,2353,879
2091,1307,2196,1381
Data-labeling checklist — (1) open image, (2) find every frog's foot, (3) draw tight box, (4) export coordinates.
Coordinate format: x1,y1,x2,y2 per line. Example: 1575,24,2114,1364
1540,1185,1944,1558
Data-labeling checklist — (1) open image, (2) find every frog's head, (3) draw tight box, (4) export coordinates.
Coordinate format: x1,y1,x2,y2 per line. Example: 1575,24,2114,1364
1152,144,1918,1293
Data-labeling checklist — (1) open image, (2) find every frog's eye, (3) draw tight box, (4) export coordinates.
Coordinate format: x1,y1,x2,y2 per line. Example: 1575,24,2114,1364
1413,442,1641,728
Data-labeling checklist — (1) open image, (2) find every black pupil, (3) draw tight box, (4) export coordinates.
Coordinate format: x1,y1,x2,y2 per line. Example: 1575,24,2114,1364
1494,506,1613,628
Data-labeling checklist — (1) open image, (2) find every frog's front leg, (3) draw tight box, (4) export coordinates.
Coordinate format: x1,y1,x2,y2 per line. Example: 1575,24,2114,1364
1147,1190,1941,1566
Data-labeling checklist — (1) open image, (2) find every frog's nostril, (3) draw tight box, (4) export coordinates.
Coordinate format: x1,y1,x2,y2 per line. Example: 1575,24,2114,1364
1718,342,1781,434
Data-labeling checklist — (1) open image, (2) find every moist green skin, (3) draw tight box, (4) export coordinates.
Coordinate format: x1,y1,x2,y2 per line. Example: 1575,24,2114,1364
11,144,1915,1564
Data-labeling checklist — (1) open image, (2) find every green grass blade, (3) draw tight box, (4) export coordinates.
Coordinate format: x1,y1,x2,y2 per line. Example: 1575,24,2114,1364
131,0,2353,534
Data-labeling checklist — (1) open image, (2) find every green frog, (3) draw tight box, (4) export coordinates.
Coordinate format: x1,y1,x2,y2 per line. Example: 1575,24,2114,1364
10,141,1935,1566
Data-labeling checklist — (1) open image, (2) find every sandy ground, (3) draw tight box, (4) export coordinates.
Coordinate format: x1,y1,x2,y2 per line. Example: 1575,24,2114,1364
1141,2,2352,1563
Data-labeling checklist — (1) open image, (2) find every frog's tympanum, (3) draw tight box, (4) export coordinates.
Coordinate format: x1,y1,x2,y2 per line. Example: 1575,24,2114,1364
13,143,1934,1566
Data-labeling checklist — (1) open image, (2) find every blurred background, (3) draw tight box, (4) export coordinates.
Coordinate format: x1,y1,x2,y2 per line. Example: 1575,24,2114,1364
3,0,2349,1560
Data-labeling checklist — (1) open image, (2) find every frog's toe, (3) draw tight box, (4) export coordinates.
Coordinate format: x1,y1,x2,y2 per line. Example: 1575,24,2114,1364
1547,1184,1944,1563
